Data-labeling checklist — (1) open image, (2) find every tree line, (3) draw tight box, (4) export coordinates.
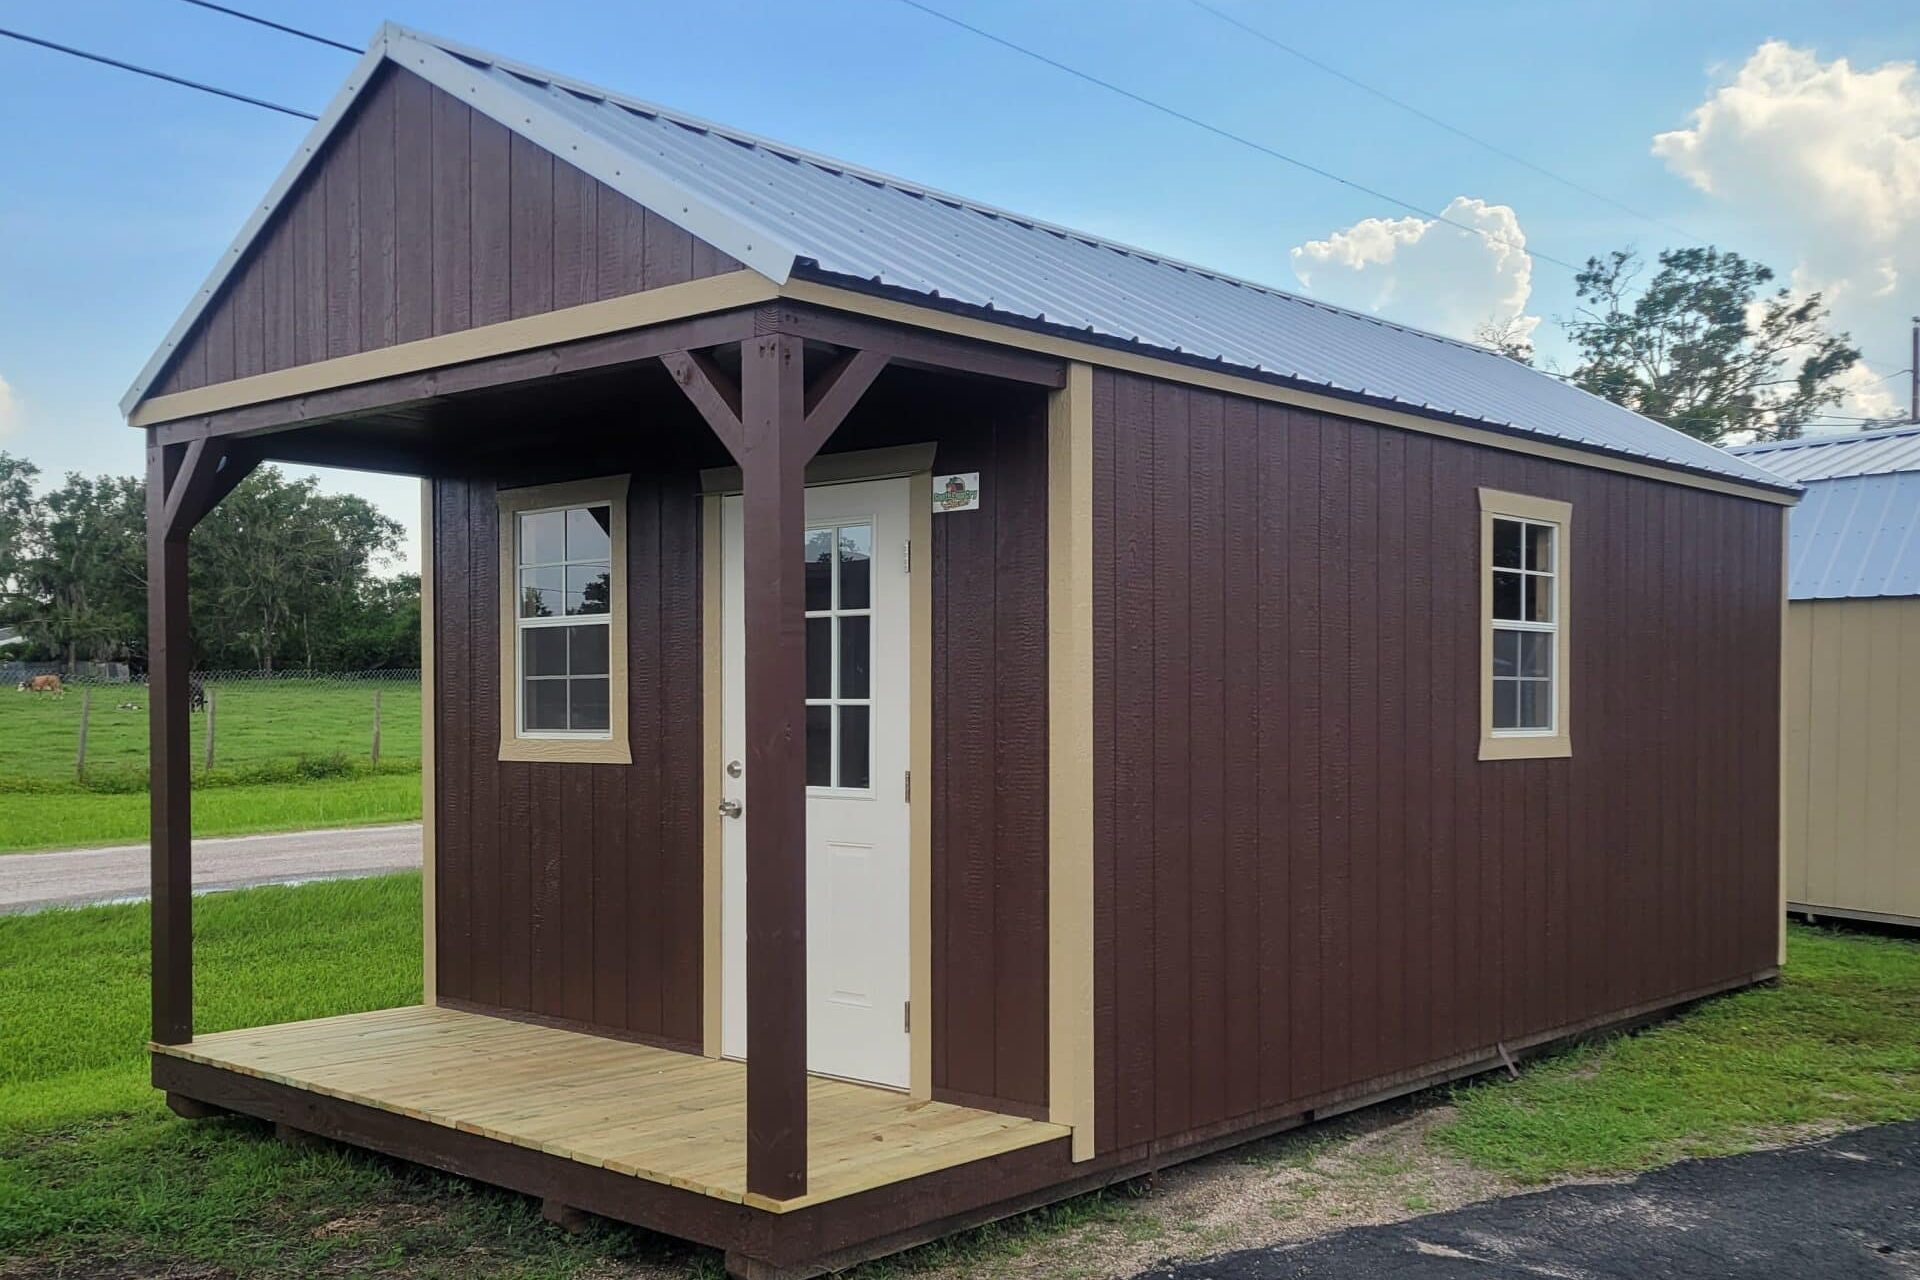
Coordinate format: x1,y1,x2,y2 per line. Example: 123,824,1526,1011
0,457,418,674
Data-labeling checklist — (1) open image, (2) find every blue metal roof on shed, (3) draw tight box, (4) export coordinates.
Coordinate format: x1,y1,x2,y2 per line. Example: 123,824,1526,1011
1732,426,1920,600
121,24,1794,495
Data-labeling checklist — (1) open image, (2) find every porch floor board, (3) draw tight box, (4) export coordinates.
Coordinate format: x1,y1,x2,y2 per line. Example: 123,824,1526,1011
150,1005,1066,1212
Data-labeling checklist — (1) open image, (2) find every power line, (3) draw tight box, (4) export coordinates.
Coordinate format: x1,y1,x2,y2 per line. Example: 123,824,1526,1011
175,0,360,55
0,25,318,119
886,0,1583,273
1182,0,1706,247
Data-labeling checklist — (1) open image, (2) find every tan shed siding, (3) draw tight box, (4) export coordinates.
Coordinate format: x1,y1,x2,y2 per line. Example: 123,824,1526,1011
152,65,741,398
1783,597,1920,926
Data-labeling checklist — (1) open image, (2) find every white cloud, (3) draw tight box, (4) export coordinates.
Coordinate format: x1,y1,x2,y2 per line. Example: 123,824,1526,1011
0,375,19,440
1288,196,1540,352
1655,41,1920,421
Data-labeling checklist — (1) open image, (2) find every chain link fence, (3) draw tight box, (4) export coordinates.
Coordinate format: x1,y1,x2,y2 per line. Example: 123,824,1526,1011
2,668,422,788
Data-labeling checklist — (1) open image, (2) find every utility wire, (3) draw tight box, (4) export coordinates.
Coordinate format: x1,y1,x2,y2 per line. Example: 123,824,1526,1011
175,0,360,55
1183,0,1705,247
0,25,318,119
887,0,1583,273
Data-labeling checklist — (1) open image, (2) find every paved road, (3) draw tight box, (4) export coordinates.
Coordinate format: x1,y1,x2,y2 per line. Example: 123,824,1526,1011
1146,1120,1920,1279
0,823,422,915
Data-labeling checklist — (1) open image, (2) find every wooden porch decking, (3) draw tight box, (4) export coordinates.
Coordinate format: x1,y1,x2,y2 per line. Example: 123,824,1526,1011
150,1005,1066,1212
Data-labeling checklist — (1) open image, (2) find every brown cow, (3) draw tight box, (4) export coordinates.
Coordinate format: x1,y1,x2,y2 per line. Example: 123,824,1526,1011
20,674,63,693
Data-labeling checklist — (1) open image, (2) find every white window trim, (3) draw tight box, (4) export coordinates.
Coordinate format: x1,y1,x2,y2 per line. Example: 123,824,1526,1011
1479,488,1572,761
496,475,632,765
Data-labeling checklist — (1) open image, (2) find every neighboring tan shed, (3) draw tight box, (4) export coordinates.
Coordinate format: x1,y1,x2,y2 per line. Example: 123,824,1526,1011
126,23,1797,1279
1734,424,1920,929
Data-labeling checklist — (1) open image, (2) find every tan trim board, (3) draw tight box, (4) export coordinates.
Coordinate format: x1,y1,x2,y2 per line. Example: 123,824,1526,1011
702,495,725,1057
1047,363,1096,1161
128,272,779,427
1778,511,1790,967
1478,488,1573,762
495,475,633,766
909,468,934,1102
420,478,438,1006
699,444,939,495
779,281,1799,508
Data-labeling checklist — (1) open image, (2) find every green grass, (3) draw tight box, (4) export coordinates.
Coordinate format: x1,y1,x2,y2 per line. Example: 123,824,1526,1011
0,679,421,787
4,900,1916,1278
1433,925,1920,1181
0,873,711,1279
0,680,424,852
0,771,422,853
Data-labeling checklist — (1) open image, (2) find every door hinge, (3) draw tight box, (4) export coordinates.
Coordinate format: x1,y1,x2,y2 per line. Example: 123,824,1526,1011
904,769,911,802
903,538,912,573
904,1000,911,1033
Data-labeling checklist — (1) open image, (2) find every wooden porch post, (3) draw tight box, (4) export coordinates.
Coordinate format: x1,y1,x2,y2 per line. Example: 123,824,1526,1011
665,332,891,1202
147,441,192,1045
147,436,260,1046
737,333,811,1201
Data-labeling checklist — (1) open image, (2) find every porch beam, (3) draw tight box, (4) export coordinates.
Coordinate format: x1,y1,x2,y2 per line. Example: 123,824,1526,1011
660,348,744,458
736,332,812,1201
772,302,1067,388
799,349,889,456
152,307,763,445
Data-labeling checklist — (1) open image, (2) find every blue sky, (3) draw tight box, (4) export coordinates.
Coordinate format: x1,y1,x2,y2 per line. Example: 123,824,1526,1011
4,0,1918,571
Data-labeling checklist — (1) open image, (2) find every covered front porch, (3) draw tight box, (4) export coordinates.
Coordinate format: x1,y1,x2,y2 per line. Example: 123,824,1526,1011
152,1005,1065,1211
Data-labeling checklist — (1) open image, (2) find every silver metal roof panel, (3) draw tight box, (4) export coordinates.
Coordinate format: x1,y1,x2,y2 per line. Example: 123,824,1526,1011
1776,472,1920,600
120,24,1798,495
1728,422,1920,484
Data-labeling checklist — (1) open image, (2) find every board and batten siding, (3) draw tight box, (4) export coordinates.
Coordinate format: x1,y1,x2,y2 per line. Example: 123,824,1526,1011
1782,597,1920,927
151,64,741,398
432,471,706,1048
1090,368,1783,1155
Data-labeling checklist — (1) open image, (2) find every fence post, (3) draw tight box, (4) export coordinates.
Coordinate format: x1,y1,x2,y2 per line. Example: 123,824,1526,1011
371,687,382,767
75,686,92,782
202,688,216,773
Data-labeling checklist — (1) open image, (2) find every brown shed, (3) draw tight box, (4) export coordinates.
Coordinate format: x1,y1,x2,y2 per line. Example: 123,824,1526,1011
130,25,1795,1278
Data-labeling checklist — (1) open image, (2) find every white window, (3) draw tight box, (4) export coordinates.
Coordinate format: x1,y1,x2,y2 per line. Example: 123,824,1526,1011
496,476,631,764
516,504,613,736
803,520,874,791
1480,489,1571,760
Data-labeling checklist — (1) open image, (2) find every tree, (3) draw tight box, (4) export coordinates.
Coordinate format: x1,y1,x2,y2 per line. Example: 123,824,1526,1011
192,468,403,672
1474,316,1536,365
1564,246,1860,444
17,473,146,671
0,452,39,621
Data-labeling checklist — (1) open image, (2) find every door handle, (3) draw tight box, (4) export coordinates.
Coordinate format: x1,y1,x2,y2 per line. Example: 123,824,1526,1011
717,798,743,819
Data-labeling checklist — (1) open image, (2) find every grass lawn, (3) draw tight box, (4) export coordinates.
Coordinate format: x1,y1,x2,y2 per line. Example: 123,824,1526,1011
1,899,1916,1280
1434,925,1920,1180
0,772,422,853
0,680,424,852
0,680,420,785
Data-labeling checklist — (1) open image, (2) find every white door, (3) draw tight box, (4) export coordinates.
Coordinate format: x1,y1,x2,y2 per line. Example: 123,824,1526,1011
719,476,913,1088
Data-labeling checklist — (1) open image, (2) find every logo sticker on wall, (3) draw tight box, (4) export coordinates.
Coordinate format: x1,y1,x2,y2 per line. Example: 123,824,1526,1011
932,472,981,514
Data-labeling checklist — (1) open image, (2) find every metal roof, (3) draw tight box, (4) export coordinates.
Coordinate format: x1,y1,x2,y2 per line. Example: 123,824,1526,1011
122,24,1795,495
1727,421,1920,484
1767,472,1920,600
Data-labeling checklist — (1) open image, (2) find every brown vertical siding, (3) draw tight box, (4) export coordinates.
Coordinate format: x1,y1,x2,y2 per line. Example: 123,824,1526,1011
432,471,705,1048
152,66,742,397
1091,368,1783,1154
834,381,1052,1116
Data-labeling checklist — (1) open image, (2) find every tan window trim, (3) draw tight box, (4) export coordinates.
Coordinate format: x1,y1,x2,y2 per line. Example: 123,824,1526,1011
497,475,633,765
1480,488,1572,762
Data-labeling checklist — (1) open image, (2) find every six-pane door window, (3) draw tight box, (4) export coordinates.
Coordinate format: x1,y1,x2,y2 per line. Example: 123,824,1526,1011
803,522,874,790
517,504,613,735
1490,515,1556,732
